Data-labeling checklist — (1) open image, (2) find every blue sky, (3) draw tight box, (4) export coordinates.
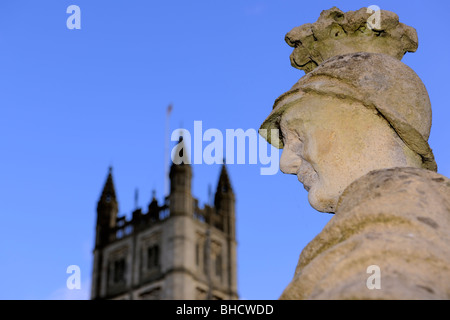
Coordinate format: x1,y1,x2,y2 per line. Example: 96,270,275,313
0,0,449,299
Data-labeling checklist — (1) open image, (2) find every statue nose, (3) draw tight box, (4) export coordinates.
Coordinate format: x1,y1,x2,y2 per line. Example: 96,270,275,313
285,26,302,48
280,148,302,174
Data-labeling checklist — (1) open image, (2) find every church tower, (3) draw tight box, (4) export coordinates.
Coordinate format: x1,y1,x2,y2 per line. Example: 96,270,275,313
214,165,238,297
91,149,238,299
91,167,118,299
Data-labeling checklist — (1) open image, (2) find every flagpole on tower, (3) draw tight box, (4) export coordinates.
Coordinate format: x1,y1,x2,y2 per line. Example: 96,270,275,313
164,103,173,198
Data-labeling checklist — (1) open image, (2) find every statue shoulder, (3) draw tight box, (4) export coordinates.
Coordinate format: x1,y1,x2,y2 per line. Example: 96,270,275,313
283,167,450,300
336,167,450,214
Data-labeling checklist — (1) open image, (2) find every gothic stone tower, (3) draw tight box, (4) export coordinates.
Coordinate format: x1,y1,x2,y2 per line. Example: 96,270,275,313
90,161,238,300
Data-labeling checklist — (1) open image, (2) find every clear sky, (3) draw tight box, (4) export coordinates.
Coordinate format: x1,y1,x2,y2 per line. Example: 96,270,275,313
0,0,449,300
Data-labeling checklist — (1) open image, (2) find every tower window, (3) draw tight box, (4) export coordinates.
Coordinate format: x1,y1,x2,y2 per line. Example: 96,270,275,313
113,258,126,283
195,243,200,266
215,254,222,279
203,244,208,274
147,245,160,269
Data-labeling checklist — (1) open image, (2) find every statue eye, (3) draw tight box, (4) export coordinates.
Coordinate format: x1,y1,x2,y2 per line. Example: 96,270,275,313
295,130,304,143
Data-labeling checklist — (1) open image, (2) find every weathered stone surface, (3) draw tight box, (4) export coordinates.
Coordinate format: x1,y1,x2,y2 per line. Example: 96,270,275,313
286,7,418,73
280,167,450,300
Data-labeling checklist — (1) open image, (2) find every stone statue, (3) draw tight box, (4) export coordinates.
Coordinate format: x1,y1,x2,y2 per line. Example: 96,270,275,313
259,7,450,299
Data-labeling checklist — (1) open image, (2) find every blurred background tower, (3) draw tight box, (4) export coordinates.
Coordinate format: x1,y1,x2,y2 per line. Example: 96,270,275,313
90,157,238,299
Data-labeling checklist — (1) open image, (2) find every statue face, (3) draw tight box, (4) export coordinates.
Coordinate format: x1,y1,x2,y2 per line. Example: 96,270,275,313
279,94,413,213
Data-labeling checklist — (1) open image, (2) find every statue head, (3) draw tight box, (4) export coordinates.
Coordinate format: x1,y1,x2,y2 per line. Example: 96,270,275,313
259,8,436,213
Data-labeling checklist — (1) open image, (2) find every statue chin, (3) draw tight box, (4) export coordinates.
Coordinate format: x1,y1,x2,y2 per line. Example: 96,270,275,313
307,184,339,214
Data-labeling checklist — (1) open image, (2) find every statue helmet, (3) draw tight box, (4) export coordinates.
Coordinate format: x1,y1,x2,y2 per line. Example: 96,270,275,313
259,52,437,171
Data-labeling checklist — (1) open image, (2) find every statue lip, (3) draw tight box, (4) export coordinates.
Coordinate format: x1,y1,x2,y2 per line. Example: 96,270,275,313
297,170,312,192
296,160,318,192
